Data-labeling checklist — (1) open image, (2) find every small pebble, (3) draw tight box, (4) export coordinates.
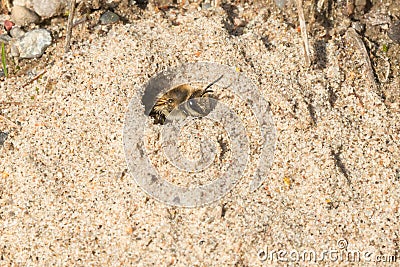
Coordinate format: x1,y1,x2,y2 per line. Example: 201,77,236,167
10,26,26,39
388,20,400,44
0,34,12,43
4,20,15,31
33,0,65,18
352,21,365,33
11,43,20,57
99,11,120,25
14,29,52,58
201,2,212,10
0,132,9,147
13,0,34,7
275,0,288,9
11,6,40,26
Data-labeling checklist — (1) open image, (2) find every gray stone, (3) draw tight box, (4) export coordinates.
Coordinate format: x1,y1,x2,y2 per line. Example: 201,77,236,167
99,11,120,25
201,2,212,10
275,0,288,9
32,0,66,18
10,26,26,38
0,34,12,43
11,5,40,26
15,29,52,58
0,132,9,147
10,43,20,57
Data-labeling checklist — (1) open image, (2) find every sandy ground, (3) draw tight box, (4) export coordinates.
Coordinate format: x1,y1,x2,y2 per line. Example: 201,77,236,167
1,4,400,266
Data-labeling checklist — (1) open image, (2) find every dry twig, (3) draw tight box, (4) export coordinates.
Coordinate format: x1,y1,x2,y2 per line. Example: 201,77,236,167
0,101,22,106
65,0,77,53
1,0,11,13
22,69,47,88
296,0,311,67
0,115,20,128
345,28,378,91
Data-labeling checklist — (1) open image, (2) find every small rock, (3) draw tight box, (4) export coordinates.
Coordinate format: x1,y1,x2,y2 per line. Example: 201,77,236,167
99,10,120,25
4,20,15,31
275,0,288,9
0,34,12,43
388,21,400,44
33,0,66,18
201,2,212,10
10,26,26,38
352,21,365,33
10,43,20,57
0,132,9,147
11,6,40,26
14,29,52,58
13,0,34,8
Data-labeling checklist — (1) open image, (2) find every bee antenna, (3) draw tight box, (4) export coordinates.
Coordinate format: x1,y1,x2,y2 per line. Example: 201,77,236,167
203,75,223,93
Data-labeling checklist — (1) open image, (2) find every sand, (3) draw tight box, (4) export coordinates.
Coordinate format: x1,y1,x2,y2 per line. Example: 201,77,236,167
1,4,399,266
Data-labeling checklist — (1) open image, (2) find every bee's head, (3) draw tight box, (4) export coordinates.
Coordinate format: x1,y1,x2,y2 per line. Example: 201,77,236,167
152,85,192,115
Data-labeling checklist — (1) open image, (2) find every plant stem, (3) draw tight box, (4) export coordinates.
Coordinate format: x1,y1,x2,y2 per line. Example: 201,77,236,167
1,43,8,77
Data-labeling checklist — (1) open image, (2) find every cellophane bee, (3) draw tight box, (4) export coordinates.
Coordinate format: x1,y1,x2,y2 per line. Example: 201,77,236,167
149,76,223,124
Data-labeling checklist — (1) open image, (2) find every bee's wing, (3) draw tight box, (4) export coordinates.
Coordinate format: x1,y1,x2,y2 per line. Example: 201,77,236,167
182,97,215,117
166,108,187,122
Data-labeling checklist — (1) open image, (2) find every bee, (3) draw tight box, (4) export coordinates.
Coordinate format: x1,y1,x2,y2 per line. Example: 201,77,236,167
149,75,223,124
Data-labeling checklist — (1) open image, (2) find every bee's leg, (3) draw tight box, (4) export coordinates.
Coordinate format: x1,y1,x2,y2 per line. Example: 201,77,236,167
155,113,166,125
149,110,166,125
158,114,166,125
